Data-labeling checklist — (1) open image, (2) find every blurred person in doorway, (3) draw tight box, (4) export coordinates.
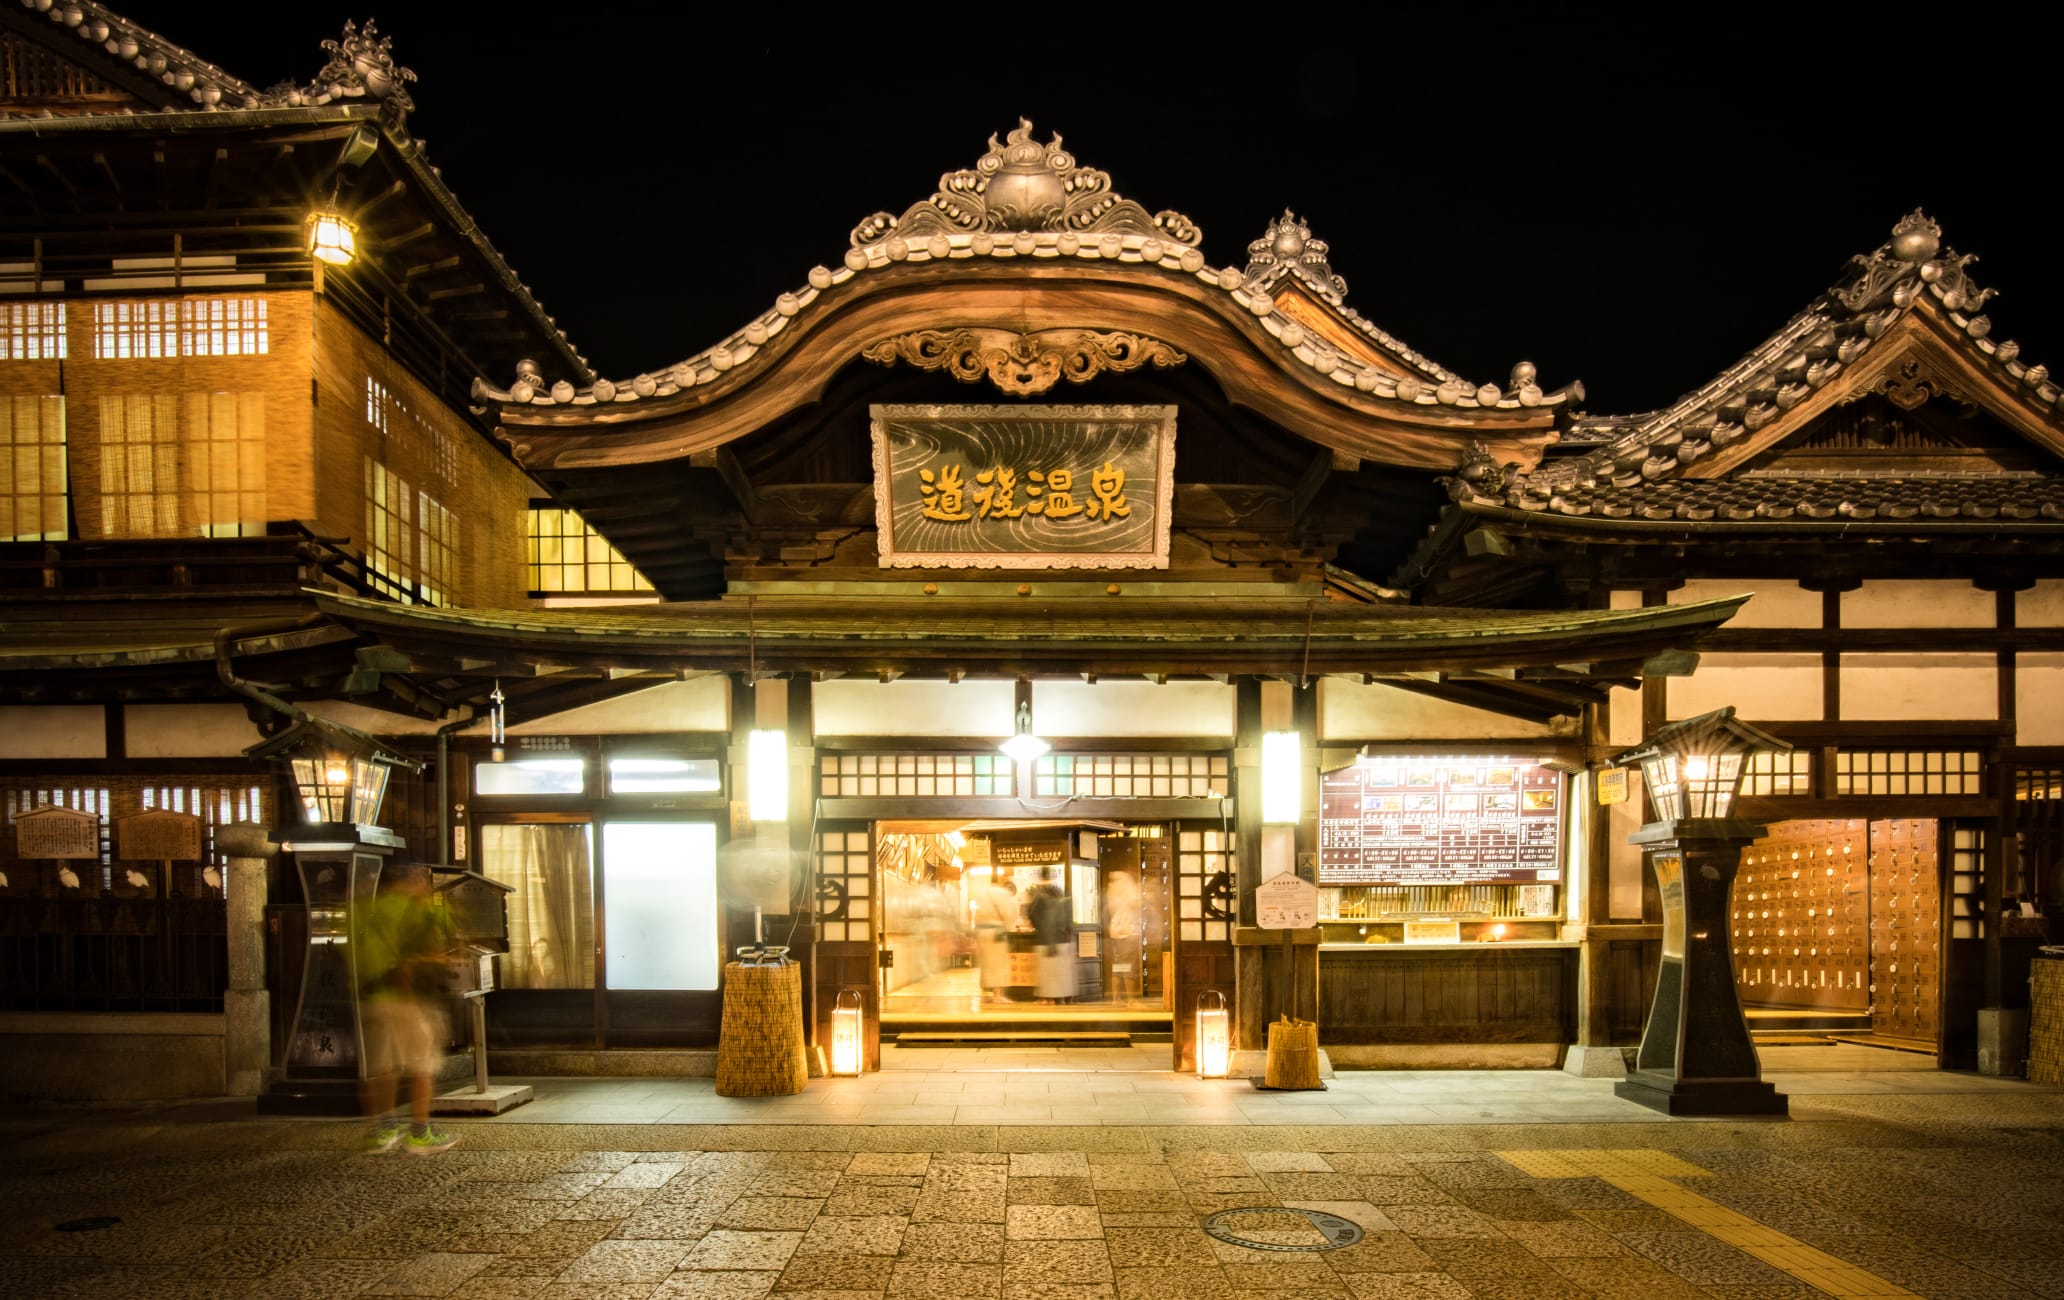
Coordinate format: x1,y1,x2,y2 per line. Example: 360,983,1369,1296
971,876,1018,1003
356,867,461,1155
1029,866,1075,1004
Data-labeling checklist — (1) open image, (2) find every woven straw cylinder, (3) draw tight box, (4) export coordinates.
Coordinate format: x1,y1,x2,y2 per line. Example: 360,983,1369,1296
1264,1015,1322,1090
715,961,809,1097
2030,954,2064,1086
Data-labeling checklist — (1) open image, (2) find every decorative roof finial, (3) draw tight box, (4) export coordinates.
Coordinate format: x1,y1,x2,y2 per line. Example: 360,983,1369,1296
312,19,417,118
1243,210,1347,306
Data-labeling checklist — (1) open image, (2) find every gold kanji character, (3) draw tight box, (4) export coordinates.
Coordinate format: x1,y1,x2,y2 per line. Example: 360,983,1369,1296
1040,468,1082,519
972,466,1024,519
1085,461,1130,520
918,465,971,521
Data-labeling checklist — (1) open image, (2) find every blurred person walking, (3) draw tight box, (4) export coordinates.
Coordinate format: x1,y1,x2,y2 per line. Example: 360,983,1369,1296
356,867,461,1155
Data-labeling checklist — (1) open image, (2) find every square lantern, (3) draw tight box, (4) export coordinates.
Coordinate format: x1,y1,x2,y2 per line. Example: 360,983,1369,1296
1613,706,1789,824
306,208,357,266
1195,989,1231,1078
830,988,865,1076
245,718,421,829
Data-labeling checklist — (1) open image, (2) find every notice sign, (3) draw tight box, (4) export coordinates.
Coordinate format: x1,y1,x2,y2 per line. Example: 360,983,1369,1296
871,403,1175,569
1317,758,1564,886
117,810,203,861
1255,875,1319,930
1596,768,1629,806
12,806,101,860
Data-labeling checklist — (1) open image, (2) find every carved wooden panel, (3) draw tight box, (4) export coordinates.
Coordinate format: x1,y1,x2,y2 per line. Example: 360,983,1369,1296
1733,819,1870,1012
1869,818,1941,1046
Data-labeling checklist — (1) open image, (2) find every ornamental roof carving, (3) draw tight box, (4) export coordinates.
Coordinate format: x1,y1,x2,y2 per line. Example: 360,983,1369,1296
1442,211,2064,525
12,0,415,117
1244,210,1347,306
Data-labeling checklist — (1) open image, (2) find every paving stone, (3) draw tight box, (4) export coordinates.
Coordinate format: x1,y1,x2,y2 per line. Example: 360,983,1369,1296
822,1183,919,1216
1615,1230,1794,1287
796,1214,905,1256
1004,1238,1114,1284
1010,1154,1091,1177
1217,1257,1343,1290
365,1250,494,1296
448,1277,554,1300
901,1221,1005,1263
1349,1178,1454,1206
1493,1218,1628,1258
750,1171,842,1198
1095,1189,1194,1215
646,1269,781,1299
1112,1263,1241,1299
1316,1231,1437,1275
773,1251,894,1290
718,1198,824,1232
1340,1276,1471,1300
1008,1204,1105,1240
1010,1176,1098,1205
1256,1173,1365,1201
886,1258,1002,1295
504,1220,621,1259
846,1154,931,1177
681,1230,803,1271
554,1239,694,1283
1105,1226,1219,1267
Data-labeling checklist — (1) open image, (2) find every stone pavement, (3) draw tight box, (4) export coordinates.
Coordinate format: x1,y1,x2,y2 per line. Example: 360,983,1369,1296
1,1049,2059,1300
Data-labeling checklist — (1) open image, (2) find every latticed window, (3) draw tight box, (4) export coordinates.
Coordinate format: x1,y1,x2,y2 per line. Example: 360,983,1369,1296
1833,750,1982,796
1,301,65,360
187,392,266,537
526,505,653,594
92,297,268,358
365,456,456,606
1033,753,1228,798
1740,750,1812,797
1,394,66,540
819,753,1017,798
95,392,265,538
98,394,180,535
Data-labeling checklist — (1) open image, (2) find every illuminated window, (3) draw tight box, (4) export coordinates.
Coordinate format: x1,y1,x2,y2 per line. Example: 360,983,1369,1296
1833,750,1982,796
1,302,66,360
1,395,67,540
187,392,266,537
365,456,456,606
93,297,268,359
95,392,266,539
1741,750,1812,797
526,504,653,594
99,395,181,535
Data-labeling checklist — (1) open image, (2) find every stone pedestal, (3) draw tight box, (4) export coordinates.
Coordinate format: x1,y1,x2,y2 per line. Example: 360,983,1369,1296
1977,1008,2029,1077
217,825,275,1097
1612,820,1787,1118
1562,1044,1628,1079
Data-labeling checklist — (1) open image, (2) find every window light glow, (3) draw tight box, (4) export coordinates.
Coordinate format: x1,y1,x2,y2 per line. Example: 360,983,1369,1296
1261,730,1301,823
749,729,788,821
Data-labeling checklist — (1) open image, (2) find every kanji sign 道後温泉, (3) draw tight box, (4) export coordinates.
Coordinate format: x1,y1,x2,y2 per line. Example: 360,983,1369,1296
1317,759,1564,886
871,404,1174,568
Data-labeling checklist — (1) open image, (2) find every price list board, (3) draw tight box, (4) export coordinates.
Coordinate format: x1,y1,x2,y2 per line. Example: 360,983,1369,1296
1317,759,1563,885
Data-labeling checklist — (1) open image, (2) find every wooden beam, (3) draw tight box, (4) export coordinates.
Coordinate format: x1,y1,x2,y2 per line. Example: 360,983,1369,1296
34,154,77,208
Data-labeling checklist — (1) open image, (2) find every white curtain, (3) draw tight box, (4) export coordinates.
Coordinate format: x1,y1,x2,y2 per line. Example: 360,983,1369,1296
479,824,594,989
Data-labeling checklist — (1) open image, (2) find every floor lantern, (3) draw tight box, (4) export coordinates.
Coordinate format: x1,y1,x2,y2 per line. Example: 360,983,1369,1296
831,988,865,1076
1196,989,1231,1078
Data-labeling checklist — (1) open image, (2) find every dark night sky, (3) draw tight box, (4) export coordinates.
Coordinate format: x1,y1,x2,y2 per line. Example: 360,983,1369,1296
109,4,2064,415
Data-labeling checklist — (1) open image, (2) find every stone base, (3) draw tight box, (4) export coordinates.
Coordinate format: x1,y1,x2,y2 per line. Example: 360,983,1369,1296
487,1049,717,1077
1614,1069,1788,1117
431,1083,534,1115
1977,1008,2029,1078
1227,1048,1334,1082
1323,1042,1562,1071
1562,1044,1631,1079
255,1077,360,1116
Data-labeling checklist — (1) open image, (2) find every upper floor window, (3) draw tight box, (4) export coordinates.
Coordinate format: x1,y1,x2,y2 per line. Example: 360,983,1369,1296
95,393,266,539
1,394,67,541
92,297,268,359
365,456,456,607
1,302,66,360
527,504,654,595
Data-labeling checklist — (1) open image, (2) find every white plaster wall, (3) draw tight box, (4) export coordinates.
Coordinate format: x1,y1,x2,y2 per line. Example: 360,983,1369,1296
1839,654,1997,721
125,704,263,757
1607,792,1646,920
1668,579,1820,629
1668,654,1823,721
2017,654,2064,745
2020,581,2064,628
1609,589,1644,611
1843,580,1995,628
1316,677,1576,742
0,706,104,759
813,679,1014,738
1032,680,1235,739
302,699,450,737
506,676,730,735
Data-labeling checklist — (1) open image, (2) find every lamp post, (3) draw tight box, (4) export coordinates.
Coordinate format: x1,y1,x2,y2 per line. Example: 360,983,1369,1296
247,718,421,1113
1611,707,1790,1116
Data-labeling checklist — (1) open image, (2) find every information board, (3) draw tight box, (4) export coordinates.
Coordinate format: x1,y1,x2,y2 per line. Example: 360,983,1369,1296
1317,758,1563,886
1255,876,1319,930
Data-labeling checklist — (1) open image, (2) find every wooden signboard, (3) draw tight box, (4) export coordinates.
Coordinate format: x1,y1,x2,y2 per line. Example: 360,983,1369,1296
1256,875,1319,930
1596,768,1629,806
1318,758,1564,886
116,810,204,861
12,806,101,860
993,838,1067,868
1403,919,1463,945
871,403,1176,569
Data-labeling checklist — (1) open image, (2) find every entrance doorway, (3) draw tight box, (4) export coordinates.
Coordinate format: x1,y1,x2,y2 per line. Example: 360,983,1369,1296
874,819,1173,1031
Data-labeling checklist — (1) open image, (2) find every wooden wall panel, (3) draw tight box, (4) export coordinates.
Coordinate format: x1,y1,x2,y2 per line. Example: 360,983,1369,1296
1870,817,1941,1045
1734,819,1870,1012
1316,949,1573,1044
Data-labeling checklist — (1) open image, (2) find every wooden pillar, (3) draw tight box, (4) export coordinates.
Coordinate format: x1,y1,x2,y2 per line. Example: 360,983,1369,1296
1232,678,1319,1059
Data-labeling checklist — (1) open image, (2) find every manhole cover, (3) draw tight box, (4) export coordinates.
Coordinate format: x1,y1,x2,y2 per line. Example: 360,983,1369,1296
1201,1207,1363,1252
55,1216,120,1233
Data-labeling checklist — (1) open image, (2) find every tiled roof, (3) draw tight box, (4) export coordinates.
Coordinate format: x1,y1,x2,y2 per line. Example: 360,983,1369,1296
1447,212,2064,524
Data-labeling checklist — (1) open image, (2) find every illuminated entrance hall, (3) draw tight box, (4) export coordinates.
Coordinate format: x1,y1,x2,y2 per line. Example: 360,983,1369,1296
876,820,1174,1032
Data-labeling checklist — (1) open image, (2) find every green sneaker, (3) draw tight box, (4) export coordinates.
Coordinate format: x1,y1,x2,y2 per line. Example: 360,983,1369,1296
364,1125,405,1155
402,1127,459,1156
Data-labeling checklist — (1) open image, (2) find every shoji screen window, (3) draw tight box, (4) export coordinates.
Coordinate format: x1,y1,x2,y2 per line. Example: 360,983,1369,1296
1,395,67,541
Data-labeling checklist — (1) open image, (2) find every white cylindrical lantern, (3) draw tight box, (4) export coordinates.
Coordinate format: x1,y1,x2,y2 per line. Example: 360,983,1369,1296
1196,989,1230,1078
831,987,864,1076
1261,731,1301,824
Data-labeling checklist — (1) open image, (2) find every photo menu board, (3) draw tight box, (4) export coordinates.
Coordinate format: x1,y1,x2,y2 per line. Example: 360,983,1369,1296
1317,758,1563,886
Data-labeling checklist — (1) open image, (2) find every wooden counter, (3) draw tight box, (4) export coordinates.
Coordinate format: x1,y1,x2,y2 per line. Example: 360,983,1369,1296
1316,940,1576,1045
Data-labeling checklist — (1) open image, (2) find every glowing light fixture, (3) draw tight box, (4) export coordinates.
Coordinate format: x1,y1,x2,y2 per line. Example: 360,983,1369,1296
1195,989,1231,1078
749,729,788,822
306,207,357,266
1261,730,1302,824
830,987,865,1076
1615,707,1788,823
246,718,418,829
1000,699,1049,765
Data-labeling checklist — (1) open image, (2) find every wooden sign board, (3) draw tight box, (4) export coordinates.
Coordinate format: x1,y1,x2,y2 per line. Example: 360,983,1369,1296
116,810,203,861
1596,768,1629,806
1317,757,1564,886
871,403,1176,569
12,806,101,860
1402,919,1462,945
1256,875,1319,930
959,836,993,867
993,838,1066,868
